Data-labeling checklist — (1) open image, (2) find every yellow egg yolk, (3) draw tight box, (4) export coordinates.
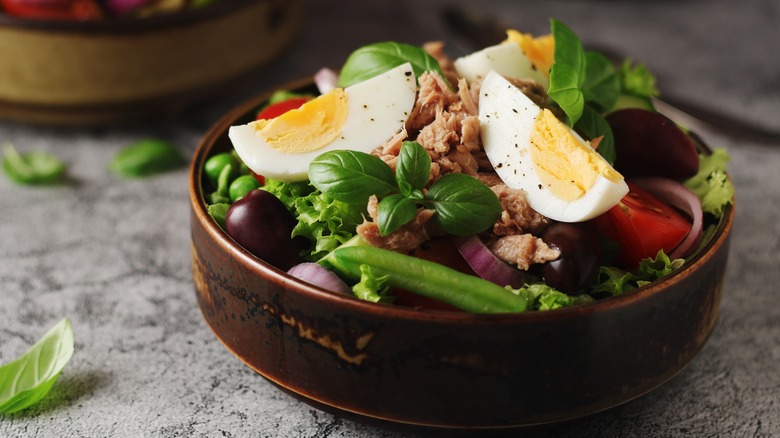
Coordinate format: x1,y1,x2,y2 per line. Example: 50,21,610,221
530,109,623,202
250,88,348,154
505,30,555,78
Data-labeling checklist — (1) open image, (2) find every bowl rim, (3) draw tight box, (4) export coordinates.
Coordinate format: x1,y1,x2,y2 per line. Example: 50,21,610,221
189,77,735,323
0,0,268,33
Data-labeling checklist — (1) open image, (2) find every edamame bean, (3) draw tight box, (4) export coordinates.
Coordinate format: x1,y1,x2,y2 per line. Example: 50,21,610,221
229,175,262,202
203,152,238,184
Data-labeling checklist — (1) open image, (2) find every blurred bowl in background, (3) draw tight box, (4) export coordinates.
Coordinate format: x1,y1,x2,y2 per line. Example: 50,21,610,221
0,0,303,126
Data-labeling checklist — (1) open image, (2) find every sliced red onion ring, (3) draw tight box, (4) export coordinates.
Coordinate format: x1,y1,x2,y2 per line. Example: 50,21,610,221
453,235,529,288
630,177,704,259
314,68,339,95
287,262,351,295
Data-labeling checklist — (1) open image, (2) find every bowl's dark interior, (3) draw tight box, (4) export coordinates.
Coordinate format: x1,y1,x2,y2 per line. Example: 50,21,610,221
189,80,734,430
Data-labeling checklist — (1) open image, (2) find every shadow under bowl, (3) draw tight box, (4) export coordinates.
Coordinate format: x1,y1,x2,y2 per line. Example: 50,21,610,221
0,0,303,126
188,80,734,431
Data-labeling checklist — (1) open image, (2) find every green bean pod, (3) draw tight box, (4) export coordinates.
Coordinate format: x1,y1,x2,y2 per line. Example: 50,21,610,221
329,246,528,313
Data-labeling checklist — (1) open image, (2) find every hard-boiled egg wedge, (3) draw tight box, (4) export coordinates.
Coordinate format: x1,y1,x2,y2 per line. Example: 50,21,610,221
479,70,628,222
503,29,555,80
454,41,549,88
229,63,417,182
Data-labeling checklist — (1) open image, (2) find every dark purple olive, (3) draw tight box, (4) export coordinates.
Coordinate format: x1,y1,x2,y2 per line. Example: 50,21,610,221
225,189,303,270
538,222,601,295
607,108,699,180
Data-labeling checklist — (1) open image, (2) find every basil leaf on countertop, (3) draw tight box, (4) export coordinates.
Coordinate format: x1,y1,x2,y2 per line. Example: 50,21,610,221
308,150,397,203
2,142,67,185
0,318,75,414
338,41,446,88
423,173,503,236
110,138,186,178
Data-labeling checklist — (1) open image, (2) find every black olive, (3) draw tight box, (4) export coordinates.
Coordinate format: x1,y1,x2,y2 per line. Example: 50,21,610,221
538,222,601,295
225,189,304,270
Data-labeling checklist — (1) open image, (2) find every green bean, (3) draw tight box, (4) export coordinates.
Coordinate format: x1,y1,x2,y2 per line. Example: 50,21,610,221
329,246,528,313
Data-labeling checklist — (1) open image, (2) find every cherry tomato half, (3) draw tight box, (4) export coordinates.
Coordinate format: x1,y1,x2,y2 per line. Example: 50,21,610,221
255,97,311,120
592,182,692,270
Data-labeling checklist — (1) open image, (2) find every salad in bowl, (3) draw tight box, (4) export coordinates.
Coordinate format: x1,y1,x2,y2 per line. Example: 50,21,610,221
189,18,734,428
199,19,733,313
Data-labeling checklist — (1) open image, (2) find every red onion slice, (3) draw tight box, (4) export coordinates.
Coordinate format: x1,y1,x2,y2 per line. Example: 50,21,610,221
630,177,704,259
453,235,529,288
314,68,339,95
287,262,351,295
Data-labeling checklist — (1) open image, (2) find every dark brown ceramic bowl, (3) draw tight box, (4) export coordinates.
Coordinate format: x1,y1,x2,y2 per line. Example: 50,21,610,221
0,0,303,126
189,80,734,431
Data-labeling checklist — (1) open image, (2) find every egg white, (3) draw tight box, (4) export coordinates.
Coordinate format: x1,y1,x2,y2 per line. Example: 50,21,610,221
479,70,628,223
454,43,549,88
229,62,417,182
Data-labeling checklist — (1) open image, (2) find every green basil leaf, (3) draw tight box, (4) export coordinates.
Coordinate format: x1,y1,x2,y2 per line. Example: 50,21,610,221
308,150,397,203
575,105,616,164
424,173,502,236
377,193,418,236
338,41,446,88
582,51,620,112
548,19,587,125
2,143,66,185
396,141,431,197
110,139,186,178
0,318,74,414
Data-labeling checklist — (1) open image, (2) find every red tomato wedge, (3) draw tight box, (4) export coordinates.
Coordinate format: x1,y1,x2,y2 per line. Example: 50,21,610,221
255,97,311,120
592,182,692,270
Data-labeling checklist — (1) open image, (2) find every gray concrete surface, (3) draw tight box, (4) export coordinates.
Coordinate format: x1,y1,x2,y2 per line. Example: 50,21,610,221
1,0,778,436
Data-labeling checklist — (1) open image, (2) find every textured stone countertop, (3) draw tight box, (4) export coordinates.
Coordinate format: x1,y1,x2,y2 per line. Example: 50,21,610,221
1,0,778,436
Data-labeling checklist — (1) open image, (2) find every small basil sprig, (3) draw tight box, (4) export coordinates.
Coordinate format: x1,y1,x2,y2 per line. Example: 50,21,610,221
309,142,501,236
338,42,449,88
547,19,620,164
0,318,74,414
2,142,67,185
110,138,186,178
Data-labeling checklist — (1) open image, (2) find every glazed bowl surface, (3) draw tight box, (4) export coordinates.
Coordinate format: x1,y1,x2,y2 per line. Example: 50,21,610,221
0,0,302,126
189,80,733,430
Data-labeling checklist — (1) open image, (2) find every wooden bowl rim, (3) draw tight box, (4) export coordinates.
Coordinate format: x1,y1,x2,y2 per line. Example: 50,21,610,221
189,77,735,324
